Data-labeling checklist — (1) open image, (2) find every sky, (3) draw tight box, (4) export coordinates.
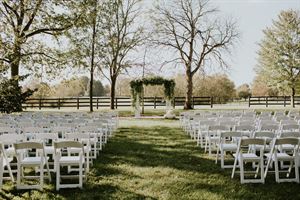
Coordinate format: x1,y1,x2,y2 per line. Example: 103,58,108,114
208,0,300,86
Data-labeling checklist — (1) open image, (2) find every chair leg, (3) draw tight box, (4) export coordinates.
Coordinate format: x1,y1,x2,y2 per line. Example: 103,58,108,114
295,158,299,183
215,148,220,164
221,150,225,168
17,163,21,188
40,163,44,189
240,158,245,184
0,158,3,187
231,153,239,179
56,163,60,191
275,159,279,183
260,158,265,183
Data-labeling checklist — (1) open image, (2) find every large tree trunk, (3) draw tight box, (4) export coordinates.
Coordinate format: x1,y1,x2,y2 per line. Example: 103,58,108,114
110,77,116,109
11,42,21,78
291,87,295,108
184,70,193,110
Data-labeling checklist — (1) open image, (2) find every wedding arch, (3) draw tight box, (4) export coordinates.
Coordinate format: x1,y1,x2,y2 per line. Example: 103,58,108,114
130,77,175,117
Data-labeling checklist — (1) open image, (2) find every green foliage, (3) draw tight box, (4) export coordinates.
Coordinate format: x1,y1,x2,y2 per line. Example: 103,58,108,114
0,1,78,77
0,76,34,113
130,76,175,107
236,84,251,99
256,9,300,97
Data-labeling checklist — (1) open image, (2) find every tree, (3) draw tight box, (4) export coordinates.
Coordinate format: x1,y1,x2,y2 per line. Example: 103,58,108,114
193,74,236,103
251,75,279,96
97,0,145,109
59,0,99,111
0,1,77,78
256,9,300,107
236,84,251,100
32,82,52,98
152,0,239,109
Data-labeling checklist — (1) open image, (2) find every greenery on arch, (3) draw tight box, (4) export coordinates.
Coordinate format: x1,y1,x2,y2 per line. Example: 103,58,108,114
130,76,176,107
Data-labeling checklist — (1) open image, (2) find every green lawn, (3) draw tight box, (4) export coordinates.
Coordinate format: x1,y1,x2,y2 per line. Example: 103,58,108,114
1,119,300,200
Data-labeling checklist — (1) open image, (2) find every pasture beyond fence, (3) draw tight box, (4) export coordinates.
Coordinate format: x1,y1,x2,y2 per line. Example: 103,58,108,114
22,96,300,110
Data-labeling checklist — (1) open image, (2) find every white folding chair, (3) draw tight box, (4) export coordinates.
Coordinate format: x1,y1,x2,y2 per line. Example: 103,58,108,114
216,131,242,168
197,120,218,148
264,137,299,183
232,138,265,184
35,133,59,172
205,125,230,156
65,133,91,173
0,143,14,187
54,141,85,191
14,142,51,190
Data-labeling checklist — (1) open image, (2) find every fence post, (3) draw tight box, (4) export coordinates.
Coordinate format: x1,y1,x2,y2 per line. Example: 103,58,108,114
97,98,99,109
192,97,195,108
58,98,60,110
39,98,41,110
248,96,251,107
266,97,268,107
77,97,79,110
115,97,118,109
154,96,156,109
284,96,286,107
173,97,176,109
210,97,213,108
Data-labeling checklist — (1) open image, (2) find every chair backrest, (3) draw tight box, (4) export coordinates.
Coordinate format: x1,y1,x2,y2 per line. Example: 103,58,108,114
22,127,45,133
0,133,24,144
235,125,255,132
208,125,229,131
254,131,275,139
220,131,242,138
14,142,44,150
260,124,279,132
240,138,265,146
35,133,58,145
280,120,298,125
77,126,98,133
280,132,300,138
54,141,83,149
281,124,300,131
274,137,299,146
0,127,17,134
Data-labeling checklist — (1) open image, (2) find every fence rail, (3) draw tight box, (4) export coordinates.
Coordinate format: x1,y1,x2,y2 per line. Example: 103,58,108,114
22,96,213,110
248,96,300,107
22,96,300,110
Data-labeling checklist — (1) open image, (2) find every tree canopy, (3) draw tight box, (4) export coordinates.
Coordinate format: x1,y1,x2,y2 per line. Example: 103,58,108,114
256,9,300,106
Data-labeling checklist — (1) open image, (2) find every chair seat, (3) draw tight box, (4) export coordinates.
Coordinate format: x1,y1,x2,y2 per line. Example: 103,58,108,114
69,146,90,153
281,144,295,151
21,157,48,166
58,156,85,164
44,146,55,154
265,152,294,161
234,153,260,161
221,144,238,151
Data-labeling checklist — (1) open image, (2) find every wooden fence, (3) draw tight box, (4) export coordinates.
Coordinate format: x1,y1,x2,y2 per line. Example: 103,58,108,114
22,96,213,110
248,96,300,107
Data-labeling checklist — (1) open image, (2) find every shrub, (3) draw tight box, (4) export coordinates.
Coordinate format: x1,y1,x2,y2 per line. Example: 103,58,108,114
0,76,35,113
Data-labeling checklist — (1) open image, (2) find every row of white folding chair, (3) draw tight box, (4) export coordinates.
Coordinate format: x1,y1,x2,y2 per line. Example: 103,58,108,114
0,140,85,190
231,137,300,184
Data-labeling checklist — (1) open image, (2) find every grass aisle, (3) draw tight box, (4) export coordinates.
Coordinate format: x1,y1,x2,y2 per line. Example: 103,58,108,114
1,119,300,200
